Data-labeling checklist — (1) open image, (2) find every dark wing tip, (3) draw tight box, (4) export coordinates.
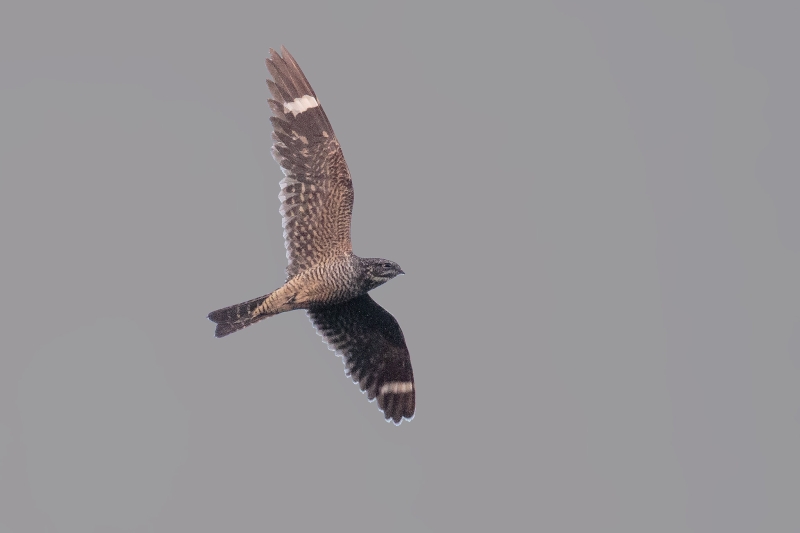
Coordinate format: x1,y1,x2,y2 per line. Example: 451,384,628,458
377,382,416,425
264,45,334,139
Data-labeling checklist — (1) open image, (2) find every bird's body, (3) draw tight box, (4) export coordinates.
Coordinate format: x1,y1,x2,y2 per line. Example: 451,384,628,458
208,47,415,424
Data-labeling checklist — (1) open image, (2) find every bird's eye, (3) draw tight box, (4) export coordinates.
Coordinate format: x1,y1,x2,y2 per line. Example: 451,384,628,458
383,263,393,269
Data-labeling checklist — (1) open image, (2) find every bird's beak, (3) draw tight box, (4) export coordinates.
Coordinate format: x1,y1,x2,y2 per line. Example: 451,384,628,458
398,269,405,275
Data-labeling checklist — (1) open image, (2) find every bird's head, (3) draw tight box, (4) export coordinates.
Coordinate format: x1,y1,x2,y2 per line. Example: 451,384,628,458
363,258,404,290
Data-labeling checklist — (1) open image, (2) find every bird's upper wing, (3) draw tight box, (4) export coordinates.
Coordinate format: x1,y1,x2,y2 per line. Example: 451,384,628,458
266,47,354,278
307,294,415,425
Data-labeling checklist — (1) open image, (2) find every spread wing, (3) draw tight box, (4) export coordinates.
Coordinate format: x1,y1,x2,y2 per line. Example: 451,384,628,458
266,47,353,278
307,294,415,425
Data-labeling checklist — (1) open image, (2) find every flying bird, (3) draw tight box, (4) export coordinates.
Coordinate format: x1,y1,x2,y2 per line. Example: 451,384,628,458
208,47,415,425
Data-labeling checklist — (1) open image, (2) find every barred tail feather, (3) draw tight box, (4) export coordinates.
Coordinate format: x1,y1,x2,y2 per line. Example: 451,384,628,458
208,293,275,338
212,316,268,338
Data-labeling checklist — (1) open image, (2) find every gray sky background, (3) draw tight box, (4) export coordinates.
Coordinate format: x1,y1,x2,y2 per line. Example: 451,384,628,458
2,1,799,531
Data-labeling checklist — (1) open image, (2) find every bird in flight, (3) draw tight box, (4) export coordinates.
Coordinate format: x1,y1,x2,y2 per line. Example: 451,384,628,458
208,47,415,425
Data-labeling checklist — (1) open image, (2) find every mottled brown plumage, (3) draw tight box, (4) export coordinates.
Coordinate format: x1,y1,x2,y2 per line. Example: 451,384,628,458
208,47,414,425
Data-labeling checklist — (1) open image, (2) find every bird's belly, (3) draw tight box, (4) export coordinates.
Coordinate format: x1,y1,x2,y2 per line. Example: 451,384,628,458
293,273,361,307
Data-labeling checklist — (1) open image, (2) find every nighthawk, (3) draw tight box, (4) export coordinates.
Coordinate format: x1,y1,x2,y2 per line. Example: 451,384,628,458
208,46,414,425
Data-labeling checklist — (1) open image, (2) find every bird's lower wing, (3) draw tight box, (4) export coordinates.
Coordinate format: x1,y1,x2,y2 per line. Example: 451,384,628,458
307,294,415,424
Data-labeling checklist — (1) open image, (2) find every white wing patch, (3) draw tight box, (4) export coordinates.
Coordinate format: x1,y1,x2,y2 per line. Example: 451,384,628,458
283,95,319,116
379,382,414,395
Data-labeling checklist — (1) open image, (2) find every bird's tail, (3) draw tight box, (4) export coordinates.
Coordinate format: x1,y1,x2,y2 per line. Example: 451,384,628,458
207,293,278,338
